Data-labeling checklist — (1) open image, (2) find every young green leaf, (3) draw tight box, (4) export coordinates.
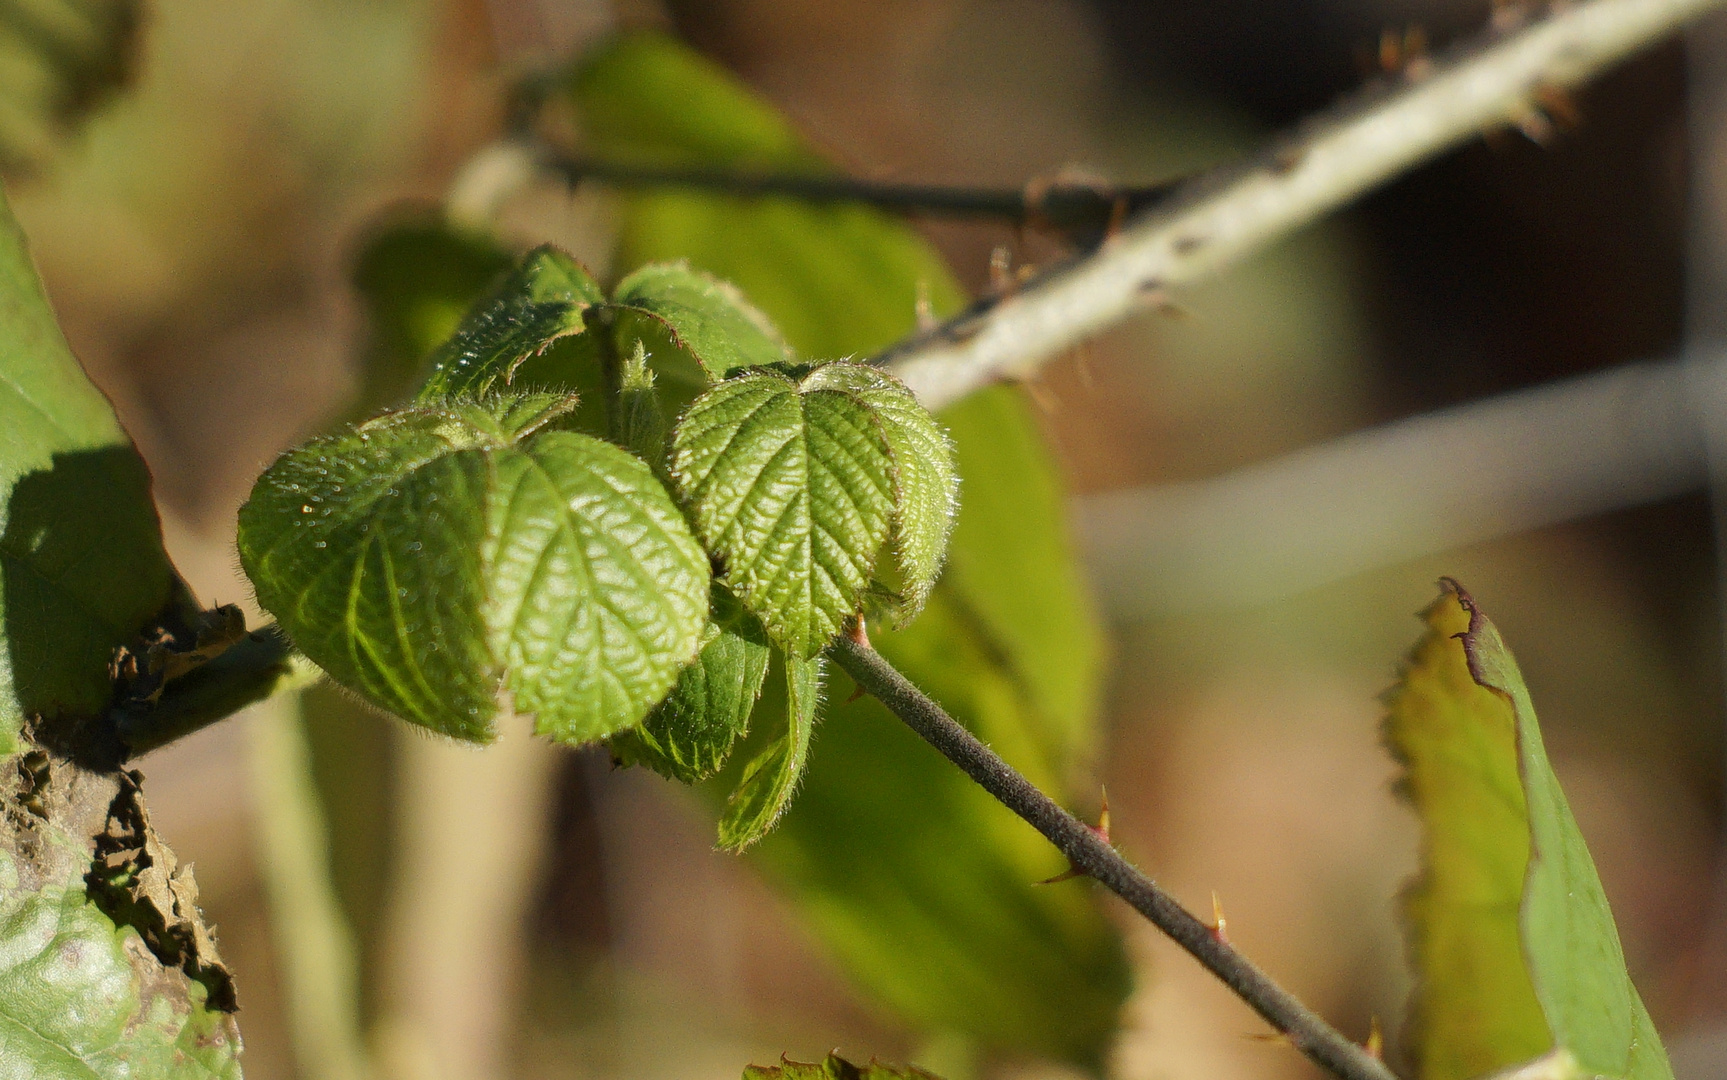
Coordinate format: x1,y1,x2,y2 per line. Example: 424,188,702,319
672,369,895,659
1387,582,1673,1080
743,1052,941,1080
803,363,957,621
611,261,790,379
609,586,770,783
0,187,181,751
238,393,709,744
717,650,820,851
417,246,605,401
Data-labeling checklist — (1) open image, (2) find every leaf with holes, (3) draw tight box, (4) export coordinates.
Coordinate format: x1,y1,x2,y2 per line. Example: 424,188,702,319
237,393,709,743
802,363,956,621
416,246,604,401
743,1052,942,1080
608,585,770,783
717,649,820,851
671,367,894,658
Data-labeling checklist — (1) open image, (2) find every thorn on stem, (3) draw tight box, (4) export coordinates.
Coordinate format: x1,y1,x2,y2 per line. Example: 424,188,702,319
1365,1016,1384,1061
914,280,938,332
846,615,870,648
1211,890,1230,944
1036,791,1111,885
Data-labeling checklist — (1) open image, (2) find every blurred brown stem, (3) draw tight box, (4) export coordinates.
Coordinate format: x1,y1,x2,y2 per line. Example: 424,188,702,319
825,634,1397,1080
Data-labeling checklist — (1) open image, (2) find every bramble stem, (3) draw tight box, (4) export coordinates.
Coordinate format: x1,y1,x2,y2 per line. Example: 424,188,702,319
875,0,1727,409
826,634,1397,1080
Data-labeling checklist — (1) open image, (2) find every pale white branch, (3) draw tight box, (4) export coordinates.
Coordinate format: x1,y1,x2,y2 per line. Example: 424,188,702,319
1079,355,1725,615
883,0,1727,409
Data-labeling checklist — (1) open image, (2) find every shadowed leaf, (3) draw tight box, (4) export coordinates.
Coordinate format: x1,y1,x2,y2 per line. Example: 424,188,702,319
612,261,790,379
609,585,770,783
717,648,819,851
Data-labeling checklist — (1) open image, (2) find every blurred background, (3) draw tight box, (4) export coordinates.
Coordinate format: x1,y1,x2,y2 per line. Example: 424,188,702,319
6,0,1725,1078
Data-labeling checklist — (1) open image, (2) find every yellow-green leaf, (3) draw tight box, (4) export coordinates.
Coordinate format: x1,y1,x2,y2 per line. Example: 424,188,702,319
1387,583,1673,1080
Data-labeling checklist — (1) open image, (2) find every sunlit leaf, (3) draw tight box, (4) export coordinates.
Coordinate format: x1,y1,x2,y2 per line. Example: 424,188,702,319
611,261,790,379
238,393,709,744
417,246,604,401
717,649,819,851
802,363,956,621
742,1051,941,1080
672,368,894,659
609,585,770,783
1387,583,1673,1080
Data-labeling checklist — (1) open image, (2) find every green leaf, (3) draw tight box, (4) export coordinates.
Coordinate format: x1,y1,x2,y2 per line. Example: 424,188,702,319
0,0,139,172
1387,583,1673,1080
351,217,513,416
574,31,1127,1068
0,185,179,752
417,246,604,402
609,585,770,783
802,363,956,621
716,649,819,851
672,369,894,659
0,749,241,1078
611,261,790,379
743,1051,941,1080
238,393,709,744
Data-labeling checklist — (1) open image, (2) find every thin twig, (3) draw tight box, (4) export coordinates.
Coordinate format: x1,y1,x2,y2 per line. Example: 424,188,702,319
875,0,1727,409
825,634,1397,1080
537,150,1182,237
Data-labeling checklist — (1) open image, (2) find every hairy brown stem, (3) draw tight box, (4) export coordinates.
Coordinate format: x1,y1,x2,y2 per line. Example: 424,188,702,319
826,634,1398,1080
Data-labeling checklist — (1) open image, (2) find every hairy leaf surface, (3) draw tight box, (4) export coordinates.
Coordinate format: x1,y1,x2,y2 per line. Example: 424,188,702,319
1388,584,1673,1080
743,1052,941,1080
803,363,956,620
0,187,178,751
238,394,708,743
672,370,894,659
574,30,1128,1069
717,650,819,851
609,586,770,783
611,262,789,379
417,246,604,401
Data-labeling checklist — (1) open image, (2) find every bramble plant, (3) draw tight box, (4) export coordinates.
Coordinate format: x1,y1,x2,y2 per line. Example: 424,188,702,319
0,6,1707,1080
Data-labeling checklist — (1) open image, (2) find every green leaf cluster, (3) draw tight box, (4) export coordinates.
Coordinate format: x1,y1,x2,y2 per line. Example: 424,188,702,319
567,28,1126,1070
1386,582,1674,1080
242,231,958,850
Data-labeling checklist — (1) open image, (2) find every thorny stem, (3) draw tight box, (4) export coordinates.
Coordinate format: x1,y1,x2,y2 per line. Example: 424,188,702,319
826,634,1399,1080
873,0,1727,409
